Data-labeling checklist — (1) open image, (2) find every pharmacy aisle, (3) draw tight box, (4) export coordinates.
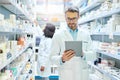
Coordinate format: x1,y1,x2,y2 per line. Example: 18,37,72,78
0,0,120,80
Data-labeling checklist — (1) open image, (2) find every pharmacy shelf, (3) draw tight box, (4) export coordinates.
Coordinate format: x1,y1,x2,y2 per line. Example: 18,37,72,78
0,31,25,35
14,52,33,80
0,0,11,4
24,64,33,80
0,30,33,35
88,62,119,80
90,32,120,43
96,50,120,60
79,8,120,25
0,43,30,70
80,0,105,15
0,0,32,21
27,74,32,80
89,74,103,80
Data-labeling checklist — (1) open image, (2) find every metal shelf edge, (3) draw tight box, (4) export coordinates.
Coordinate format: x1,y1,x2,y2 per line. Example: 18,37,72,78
88,62,119,80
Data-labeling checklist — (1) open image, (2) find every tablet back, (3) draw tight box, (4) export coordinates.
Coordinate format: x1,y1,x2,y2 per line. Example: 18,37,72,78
65,41,82,57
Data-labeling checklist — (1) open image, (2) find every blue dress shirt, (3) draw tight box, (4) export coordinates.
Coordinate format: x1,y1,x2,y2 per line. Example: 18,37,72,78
67,26,78,40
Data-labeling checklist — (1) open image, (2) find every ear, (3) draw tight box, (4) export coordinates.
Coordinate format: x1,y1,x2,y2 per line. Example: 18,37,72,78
78,14,80,18
65,15,67,21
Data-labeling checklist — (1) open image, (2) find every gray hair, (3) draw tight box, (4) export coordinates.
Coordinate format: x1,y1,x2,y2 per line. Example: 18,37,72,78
65,6,79,14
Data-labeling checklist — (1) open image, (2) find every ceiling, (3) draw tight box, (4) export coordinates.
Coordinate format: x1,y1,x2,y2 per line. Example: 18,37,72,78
34,0,73,22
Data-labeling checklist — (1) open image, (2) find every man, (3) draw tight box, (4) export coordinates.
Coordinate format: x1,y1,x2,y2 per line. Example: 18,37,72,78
50,6,91,80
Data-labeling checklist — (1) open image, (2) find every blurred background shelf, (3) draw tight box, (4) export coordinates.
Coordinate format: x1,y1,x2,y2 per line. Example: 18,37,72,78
79,8,120,25
90,32,120,43
88,62,119,80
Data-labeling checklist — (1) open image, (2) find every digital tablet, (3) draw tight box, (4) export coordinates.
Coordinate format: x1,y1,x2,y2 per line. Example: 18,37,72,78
65,41,82,57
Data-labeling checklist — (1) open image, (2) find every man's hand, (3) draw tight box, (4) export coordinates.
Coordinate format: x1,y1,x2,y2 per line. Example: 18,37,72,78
40,66,45,71
62,49,75,62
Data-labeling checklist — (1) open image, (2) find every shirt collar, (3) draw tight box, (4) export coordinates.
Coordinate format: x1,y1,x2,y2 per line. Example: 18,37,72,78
67,26,78,32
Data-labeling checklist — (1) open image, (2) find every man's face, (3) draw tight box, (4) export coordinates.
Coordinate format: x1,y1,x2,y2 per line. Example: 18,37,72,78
65,11,79,30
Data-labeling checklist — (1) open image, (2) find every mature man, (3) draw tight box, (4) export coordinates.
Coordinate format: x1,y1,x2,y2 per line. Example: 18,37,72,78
50,6,91,80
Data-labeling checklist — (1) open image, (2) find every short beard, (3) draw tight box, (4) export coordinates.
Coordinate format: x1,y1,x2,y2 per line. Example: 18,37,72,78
68,24,77,30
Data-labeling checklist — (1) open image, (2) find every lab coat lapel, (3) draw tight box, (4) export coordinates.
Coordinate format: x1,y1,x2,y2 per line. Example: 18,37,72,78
64,28,73,41
76,28,83,41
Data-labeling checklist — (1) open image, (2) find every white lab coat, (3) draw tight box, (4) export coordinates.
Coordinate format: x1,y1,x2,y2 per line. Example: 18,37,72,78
33,25,43,37
38,36,52,77
50,26,91,80
34,25,43,44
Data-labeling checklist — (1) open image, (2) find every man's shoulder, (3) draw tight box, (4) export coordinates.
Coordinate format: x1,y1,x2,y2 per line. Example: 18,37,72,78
78,28,90,35
52,29,65,40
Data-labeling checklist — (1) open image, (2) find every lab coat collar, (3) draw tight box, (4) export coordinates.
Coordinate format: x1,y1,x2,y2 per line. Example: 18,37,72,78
63,25,80,31
63,26,81,41
66,26,78,33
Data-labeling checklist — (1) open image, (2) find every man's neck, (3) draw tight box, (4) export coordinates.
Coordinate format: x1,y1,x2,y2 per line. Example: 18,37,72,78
68,27,77,31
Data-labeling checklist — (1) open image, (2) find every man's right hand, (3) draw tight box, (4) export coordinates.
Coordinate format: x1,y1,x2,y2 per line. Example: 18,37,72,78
62,49,75,62
40,66,45,71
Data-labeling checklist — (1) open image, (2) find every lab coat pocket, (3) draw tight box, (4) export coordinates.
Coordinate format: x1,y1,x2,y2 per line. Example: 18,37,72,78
60,69,74,80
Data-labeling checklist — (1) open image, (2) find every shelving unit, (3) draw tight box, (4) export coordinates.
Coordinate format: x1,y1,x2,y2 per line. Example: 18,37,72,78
88,62,120,80
0,43,30,70
79,8,120,25
0,0,34,80
96,50,120,61
27,74,32,80
79,0,105,15
0,31,25,35
14,52,33,80
78,0,120,80
0,0,32,21
0,30,33,35
89,74,103,80
20,53,34,80
90,32,120,43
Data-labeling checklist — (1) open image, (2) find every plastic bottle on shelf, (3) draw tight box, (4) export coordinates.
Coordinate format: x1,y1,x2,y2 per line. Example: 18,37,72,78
87,0,92,5
0,49,3,65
